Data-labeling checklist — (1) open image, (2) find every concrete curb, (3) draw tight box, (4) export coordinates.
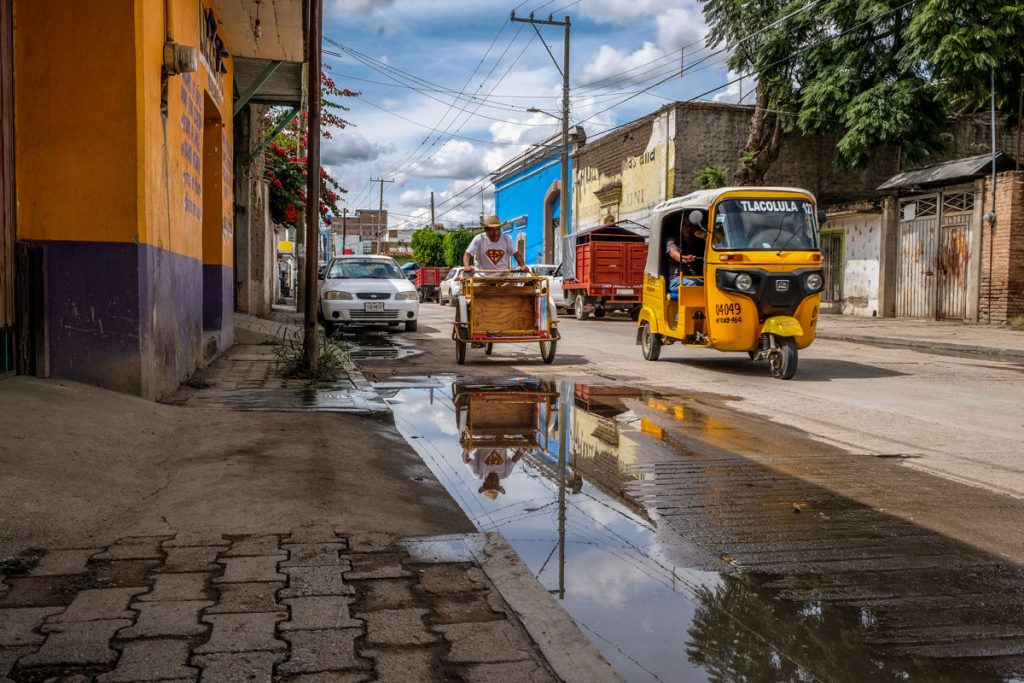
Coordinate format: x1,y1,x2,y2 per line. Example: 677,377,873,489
816,332,1024,363
479,533,621,683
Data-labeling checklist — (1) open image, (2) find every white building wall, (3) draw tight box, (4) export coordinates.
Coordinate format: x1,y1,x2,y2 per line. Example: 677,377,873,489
828,213,882,317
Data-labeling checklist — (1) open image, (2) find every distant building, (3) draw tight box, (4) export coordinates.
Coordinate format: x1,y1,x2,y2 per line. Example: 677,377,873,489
330,209,387,256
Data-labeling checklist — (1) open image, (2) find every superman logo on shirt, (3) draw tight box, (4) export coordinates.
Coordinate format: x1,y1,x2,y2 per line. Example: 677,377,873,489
485,249,506,265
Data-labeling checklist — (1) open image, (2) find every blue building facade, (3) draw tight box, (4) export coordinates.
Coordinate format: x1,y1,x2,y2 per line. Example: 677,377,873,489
492,127,585,266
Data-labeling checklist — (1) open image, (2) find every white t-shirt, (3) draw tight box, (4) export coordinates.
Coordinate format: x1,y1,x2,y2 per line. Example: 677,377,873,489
466,232,518,273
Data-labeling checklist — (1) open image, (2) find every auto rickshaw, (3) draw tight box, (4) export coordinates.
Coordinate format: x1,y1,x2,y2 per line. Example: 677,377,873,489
636,187,826,379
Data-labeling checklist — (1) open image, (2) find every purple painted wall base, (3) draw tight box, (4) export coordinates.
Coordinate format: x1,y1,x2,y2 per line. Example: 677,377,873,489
28,240,233,399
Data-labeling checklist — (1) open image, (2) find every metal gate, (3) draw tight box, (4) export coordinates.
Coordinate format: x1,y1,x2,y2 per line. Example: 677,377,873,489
819,230,844,306
896,192,974,319
1,0,14,375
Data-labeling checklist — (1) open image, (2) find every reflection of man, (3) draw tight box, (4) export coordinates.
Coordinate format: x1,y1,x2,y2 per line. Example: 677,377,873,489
666,217,705,292
464,215,525,275
463,447,525,500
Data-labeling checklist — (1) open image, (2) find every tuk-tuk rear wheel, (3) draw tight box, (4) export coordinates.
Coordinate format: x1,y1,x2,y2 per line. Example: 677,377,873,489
641,323,662,361
769,336,798,379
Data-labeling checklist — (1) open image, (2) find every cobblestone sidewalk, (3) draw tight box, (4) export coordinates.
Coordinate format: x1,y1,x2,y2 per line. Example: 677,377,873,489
0,528,571,683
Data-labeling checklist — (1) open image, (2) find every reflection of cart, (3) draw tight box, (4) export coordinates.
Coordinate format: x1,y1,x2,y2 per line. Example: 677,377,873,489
452,272,559,364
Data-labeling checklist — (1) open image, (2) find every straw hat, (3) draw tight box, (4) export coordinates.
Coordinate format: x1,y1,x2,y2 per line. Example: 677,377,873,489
483,215,504,228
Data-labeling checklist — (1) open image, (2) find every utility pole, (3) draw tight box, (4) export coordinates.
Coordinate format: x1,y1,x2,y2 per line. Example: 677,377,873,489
430,191,435,228
512,10,570,264
370,177,393,253
303,0,323,370
340,208,349,255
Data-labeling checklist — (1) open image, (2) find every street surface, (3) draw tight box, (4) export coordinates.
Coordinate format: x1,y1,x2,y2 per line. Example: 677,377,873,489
356,303,1024,680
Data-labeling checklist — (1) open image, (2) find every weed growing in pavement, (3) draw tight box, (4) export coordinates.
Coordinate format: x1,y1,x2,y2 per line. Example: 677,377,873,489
272,328,351,384
1010,315,1024,332
0,550,41,575
184,376,210,389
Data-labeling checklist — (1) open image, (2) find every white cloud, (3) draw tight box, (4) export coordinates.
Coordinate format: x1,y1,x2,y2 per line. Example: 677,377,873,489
579,42,664,87
580,0,684,24
712,70,756,103
321,133,389,165
408,140,489,180
327,0,395,16
656,7,708,52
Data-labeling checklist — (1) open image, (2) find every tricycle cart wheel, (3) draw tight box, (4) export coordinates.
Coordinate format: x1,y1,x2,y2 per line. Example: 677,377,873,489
540,339,557,364
484,343,493,355
574,295,590,321
769,336,798,380
455,338,467,365
641,323,661,361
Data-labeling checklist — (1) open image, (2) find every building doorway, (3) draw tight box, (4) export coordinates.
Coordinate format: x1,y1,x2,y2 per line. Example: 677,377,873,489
819,229,845,312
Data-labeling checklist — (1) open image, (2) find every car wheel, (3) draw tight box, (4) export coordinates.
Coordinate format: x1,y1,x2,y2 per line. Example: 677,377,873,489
574,295,590,321
405,320,418,332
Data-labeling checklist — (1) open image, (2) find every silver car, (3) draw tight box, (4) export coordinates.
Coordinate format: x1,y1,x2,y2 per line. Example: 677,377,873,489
439,266,464,306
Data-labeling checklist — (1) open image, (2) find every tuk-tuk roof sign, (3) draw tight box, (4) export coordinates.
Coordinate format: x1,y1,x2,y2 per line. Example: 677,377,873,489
653,186,817,215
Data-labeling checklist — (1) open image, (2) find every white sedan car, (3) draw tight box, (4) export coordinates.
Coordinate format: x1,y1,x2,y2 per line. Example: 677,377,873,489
532,264,566,311
439,266,464,306
318,256,420,332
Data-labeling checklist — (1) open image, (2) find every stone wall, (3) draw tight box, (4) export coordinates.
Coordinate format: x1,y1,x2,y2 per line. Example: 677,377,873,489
980,171,1024,323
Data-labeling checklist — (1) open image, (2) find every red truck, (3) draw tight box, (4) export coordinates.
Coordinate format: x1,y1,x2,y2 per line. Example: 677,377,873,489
414,266,450,302
562,223,648,320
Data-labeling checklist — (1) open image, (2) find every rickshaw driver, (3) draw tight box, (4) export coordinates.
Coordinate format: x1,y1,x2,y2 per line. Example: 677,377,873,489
463,215,526,275
665,216,706,292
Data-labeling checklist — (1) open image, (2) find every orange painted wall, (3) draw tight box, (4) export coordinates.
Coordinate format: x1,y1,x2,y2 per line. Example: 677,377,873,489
14,0,139,243
15,0,234,267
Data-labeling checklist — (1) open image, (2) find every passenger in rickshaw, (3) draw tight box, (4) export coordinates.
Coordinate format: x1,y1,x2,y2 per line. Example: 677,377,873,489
665,213,706,293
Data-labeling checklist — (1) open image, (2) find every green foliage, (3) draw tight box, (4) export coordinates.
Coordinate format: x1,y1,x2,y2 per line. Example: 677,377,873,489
694,166,730,190
0,550,41,575
411,229,446,266
1009,315,1024,332
699,0,1024,177
443,229,480,267
272,329,350,384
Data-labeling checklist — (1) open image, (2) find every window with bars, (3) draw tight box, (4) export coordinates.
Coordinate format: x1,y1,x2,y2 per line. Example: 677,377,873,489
942,192,974,213
900,195,938,220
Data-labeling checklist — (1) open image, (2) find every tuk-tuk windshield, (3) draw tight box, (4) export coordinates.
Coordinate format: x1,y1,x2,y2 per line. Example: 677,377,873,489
712,198,819,251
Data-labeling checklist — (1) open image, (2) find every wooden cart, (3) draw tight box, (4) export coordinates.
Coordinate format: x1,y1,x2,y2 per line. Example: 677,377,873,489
452,272,559,364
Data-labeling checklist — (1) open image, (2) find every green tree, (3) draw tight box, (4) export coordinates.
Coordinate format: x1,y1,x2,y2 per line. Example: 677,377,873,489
411,228,445,266
694,166,729,190
442,229,479,267
699,0,1023,183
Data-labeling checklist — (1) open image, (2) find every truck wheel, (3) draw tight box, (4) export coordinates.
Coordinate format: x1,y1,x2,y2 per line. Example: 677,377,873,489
641,323,661,361
574,295,590,321
769,336,798,379
540,340,557,364
593,305,606,319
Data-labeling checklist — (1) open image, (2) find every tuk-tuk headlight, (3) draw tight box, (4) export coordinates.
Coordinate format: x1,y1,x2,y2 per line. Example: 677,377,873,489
735,273,754,292
805,273,823,292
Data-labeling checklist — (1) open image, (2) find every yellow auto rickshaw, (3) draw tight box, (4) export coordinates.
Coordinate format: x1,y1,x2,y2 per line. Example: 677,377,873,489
636,187,826,379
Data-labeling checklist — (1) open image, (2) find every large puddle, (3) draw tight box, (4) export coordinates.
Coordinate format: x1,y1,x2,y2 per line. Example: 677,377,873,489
380,377,1024,683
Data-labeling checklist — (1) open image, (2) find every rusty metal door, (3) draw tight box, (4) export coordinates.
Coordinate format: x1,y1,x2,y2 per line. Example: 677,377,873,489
936,192,974,320
1,0,14,375
896,195,939,318
819,230,844,306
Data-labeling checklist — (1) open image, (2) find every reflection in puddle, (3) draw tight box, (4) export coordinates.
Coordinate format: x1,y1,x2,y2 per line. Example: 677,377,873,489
332,330,421,361
385,378,1024,683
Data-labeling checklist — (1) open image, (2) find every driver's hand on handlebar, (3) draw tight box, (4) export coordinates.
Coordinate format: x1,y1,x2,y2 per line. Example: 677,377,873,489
464,265,475,274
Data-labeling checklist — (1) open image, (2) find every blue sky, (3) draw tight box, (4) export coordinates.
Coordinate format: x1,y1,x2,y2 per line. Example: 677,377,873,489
321,0,745,231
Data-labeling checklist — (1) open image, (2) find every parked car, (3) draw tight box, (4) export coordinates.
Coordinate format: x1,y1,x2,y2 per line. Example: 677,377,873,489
532,263,567,311
318,255,420,332
439,266,464,306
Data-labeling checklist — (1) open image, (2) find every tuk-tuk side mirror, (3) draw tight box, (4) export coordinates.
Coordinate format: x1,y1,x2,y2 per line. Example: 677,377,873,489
688,210,703,226
817,210,827,226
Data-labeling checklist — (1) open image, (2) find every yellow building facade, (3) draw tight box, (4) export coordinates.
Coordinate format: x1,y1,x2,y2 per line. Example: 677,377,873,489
10,0,303,397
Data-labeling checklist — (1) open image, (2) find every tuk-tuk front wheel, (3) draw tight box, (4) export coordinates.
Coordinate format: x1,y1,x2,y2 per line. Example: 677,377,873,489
540,340,557,364
641,323,662,361
769,336,798,380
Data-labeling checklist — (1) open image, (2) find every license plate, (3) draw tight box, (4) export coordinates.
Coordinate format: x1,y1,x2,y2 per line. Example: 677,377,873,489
616,288,634,296
364,302,384,311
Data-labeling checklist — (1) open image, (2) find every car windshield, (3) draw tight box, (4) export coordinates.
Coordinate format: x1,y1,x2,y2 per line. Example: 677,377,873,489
327,259,405,279
712,198,819,251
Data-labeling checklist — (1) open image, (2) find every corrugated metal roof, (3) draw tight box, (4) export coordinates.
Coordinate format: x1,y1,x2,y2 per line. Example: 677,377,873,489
234,57,303,107
877,152,1017,192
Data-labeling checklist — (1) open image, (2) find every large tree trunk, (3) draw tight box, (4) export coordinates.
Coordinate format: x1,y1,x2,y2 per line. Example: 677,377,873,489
734,80,785,185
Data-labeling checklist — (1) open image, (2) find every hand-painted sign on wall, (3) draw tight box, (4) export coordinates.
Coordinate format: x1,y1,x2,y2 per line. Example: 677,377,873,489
180,73,203,223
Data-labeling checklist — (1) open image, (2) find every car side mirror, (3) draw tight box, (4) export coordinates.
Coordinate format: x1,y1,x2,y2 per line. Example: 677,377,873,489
688,210,703,226
817,210,827,226
317,271,326,280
